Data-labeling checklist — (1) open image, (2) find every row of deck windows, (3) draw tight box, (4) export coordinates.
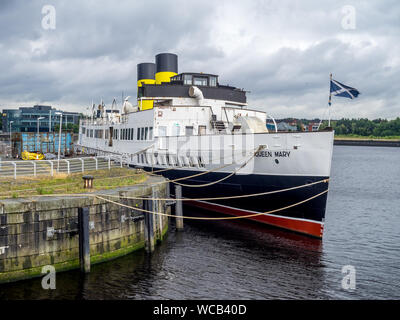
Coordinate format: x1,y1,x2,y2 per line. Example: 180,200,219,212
157,125,206,137
83,127,153,141
171,74,217,87
84,125,211,140
118,127,153,141
137,153,205,169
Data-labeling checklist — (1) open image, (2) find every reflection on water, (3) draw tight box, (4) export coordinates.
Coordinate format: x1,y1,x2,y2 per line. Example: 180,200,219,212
1,216,326,300
1,146,399,300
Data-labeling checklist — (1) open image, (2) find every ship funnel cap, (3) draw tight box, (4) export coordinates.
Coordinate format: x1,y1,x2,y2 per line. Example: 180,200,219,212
137,63,156,80
155,53,178,73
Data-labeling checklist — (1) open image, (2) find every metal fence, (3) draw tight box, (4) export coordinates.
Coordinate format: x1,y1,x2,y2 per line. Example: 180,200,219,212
0,156,124,179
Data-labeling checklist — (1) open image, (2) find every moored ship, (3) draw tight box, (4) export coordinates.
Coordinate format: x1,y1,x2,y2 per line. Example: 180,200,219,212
76,53,334,238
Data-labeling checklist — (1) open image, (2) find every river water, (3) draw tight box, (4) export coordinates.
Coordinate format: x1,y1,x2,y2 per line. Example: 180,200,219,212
1,145,399,300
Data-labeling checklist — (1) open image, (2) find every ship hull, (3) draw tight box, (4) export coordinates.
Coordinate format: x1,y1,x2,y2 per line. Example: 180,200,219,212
141,168,329,238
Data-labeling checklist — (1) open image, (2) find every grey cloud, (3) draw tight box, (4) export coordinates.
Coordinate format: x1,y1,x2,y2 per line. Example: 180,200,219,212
0,0,399,120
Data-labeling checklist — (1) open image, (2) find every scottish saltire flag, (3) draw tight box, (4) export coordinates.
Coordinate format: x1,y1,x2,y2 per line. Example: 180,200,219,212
330,78,360,100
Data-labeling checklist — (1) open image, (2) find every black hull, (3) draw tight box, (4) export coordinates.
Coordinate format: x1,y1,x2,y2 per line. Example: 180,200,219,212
138,166,330,238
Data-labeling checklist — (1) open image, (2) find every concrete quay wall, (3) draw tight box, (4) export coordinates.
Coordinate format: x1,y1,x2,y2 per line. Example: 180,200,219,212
0,176,169,283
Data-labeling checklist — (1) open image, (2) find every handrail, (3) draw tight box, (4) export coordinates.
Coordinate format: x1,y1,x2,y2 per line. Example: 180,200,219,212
0,156,121,179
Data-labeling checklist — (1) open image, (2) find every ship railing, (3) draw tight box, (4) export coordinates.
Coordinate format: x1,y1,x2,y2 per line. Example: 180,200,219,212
0,156,121,180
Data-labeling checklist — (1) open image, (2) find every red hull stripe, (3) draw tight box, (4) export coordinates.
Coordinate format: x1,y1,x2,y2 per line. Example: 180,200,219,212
186,200,324,238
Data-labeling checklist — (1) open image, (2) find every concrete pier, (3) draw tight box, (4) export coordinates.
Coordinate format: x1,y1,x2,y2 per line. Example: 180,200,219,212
0,175,170,284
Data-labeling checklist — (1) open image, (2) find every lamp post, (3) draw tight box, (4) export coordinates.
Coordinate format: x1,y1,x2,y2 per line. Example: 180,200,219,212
55,112,62,171
37,117,45,152
9,121,14,158
49,110,52,132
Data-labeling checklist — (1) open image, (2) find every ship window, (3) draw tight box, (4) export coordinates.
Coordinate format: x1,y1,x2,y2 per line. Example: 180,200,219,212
158,126,167,137
198,125,206,135
82,127,86,134
185,126,194,136
137,128,140,140
209,76,217,87
149,127,153,140
183,74,192,85
140,127,144,140
193,77,207,86
144,127,148,140
172,124,180,136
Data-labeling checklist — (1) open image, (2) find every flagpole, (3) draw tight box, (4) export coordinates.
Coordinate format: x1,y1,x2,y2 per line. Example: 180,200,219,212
328,73,332,127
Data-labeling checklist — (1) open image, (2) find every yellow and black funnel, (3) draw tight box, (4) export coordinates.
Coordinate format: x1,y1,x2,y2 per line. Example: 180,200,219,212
137,62,156,110
155,53,178,85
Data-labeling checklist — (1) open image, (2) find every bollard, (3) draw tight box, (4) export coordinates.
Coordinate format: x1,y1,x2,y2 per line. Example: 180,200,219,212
166,181,170,200
175,185,184,231
143,197,155,253
82,175,94,189
153,187,162,242
78,207,90,273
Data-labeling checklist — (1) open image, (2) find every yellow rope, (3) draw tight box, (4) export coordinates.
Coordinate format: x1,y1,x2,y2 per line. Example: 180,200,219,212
96,178,329,202
94,189,329,221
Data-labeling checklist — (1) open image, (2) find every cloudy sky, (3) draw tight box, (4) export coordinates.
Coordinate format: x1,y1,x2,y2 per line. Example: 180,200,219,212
0,0,399,119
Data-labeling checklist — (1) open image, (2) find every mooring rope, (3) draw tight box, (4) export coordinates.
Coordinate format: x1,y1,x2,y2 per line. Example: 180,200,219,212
96,178,329,202
94,189,329,221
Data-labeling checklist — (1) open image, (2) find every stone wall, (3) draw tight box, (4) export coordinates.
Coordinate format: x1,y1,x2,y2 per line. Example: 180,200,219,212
0,175,169,283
